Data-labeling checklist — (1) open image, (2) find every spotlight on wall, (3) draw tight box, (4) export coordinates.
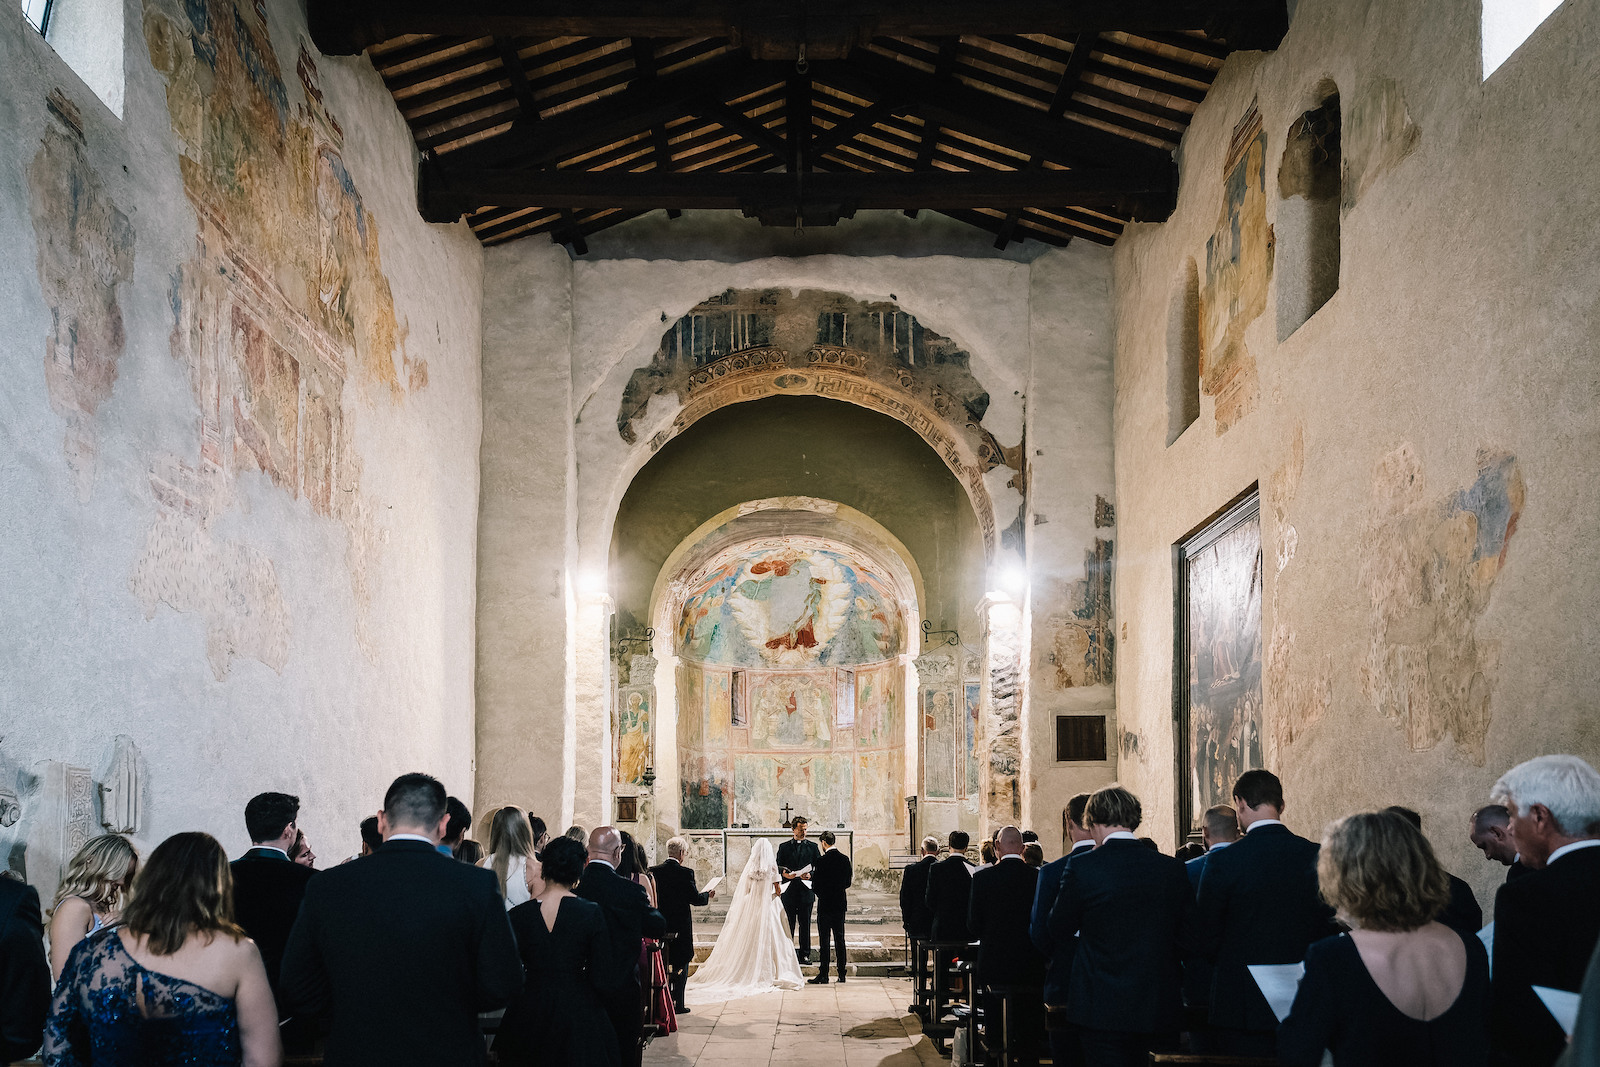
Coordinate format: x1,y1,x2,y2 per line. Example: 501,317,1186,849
577,569,608,597
999,563,1028,598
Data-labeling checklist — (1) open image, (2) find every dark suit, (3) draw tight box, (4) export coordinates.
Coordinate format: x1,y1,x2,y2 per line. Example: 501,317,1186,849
230,846,317,1008
1182,844,1231,1030
1508,857,1532,882
1440,872,1483,935
926,853,974,943
650,858,708,1009
578,860,667,1067
971,856,1046,1065
1049,838,1195,1067
812,847,852,979
280,838,523,1066
1491,845,1600,1067
0,878,50,1065
900,854,936,937
776,837,821,962
1193,823,1336,1057
1031,840,1094,1067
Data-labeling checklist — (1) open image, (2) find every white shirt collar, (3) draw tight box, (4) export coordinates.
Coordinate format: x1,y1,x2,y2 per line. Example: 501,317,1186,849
588,857,616,870
387,833,437,845
1102,831,1138,842
1208,841,1234,852
999,853,1026,862
251,845,291,859
1070,839,1095,852
1246,819,1285,832
1548,840,1600,865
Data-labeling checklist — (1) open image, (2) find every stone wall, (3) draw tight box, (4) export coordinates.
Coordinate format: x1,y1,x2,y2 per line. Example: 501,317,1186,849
0,0,483,876
1110,0,1600,912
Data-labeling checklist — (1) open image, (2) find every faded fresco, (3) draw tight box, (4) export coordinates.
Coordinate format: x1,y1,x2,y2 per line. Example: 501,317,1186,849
1047,536,1116,688
1201,110,1270,435
964,682,982,797
1265,426,1333,754
1359,447,1523,763
854,665,900,748
1184,508,1264,827
616,688,652,786
677,544,903,668
749,674,833,749
732,753,854,828
1343,78,1420,212
923,688,958,798
681,752,730,829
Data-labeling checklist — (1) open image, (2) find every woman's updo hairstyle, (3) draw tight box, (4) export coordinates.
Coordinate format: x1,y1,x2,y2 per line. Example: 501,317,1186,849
539,835,586,887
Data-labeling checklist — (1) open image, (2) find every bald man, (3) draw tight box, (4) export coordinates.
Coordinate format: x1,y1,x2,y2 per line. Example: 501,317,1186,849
970,825,1046,1065
577,826,666,1067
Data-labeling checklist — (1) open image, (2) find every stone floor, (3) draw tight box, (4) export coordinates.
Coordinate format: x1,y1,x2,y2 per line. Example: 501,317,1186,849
645,977,942,1067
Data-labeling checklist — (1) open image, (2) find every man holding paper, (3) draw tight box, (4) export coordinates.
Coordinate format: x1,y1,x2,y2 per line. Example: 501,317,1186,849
651,837,718,1014
776,816,822,966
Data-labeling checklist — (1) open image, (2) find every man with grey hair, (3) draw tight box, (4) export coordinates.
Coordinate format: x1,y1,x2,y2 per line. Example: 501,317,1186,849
1489,754,1600,1066
651,836,716,1014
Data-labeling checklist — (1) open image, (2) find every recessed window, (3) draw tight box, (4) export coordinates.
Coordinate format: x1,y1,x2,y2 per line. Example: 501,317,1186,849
21,0,125,117
1166,258,1200,445
22,0,53,33
1483,0,1567,79
1277,88,1341,340
1056,715,1108,762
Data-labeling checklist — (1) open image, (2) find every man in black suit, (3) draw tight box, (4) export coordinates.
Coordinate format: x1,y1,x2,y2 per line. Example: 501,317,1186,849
1385,806,1483,934
900,836,939,941
775,816,821,965
231,791,317,1012
1488,755,1600,1067
808,830,853,984
1031,793,1095,1067
1472,803,1532,882
970,825,1046,1066
1193,769,1336,1058
280,773,522,1066
1049,787,1194,1067
1182,803,1237,1051
0,874,50,1065
650,835,716,1014
579,825,666,1067
926,829,974,944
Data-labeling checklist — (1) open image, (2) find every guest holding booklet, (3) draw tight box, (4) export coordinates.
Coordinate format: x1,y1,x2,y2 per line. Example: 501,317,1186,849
1277,810,1489,1066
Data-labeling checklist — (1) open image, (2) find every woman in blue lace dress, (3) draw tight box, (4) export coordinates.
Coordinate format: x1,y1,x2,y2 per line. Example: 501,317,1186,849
43,831,282,1067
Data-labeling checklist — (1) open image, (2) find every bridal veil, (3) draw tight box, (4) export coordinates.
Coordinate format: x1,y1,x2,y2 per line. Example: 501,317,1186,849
685,838,805,1003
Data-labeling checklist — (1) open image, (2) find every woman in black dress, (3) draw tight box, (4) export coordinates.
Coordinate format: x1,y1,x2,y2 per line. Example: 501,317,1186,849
494,836,620,1066
1278,810,1489,1066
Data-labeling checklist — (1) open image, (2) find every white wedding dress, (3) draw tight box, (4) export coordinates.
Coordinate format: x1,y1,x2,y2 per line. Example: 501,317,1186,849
685,839,805,1004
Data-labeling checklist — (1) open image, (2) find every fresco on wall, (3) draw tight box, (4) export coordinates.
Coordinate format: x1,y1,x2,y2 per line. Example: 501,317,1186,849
854,750,903,832
749,674,833,749
732,754,854,827
681,752,730,829
616,688,652,786
1048,536,1116,688
964,682,982,796
1201,108,1269,435
1359,447,1522,763
705,670,730,743
855,666,900,748
923,688,958,798
678,545,903,668
1182,503,1264,829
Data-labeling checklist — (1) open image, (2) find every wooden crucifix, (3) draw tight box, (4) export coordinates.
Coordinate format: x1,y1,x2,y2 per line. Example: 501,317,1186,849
780,802,795,827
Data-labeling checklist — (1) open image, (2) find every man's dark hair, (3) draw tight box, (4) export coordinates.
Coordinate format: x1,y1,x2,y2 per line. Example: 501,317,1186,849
1203,804,1240,840
528,814,548,843
1232,769,1285,811
383,773,447,830
792,815,808,826
1385,805,1424,831
540,836,586,886
1021,829,1039,844
617,831,638,877
444,796,472,843
245,792,299,843
359,816,382,852
818,829,836,845
1175,841,1207,862
1472,804,1510,829
1066,793,1091,828
949,830,970,851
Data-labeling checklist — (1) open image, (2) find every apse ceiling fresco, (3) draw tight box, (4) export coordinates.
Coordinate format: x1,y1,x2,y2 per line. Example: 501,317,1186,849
676,540,905,668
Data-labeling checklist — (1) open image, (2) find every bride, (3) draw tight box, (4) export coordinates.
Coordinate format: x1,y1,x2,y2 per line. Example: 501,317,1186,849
686,838,804,1003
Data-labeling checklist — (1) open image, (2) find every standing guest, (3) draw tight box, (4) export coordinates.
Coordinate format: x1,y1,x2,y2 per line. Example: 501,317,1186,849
1194,770,1337,1057
1185,805,1239,890
970,826,1045,1066
526,816,550,900
494,836,620,1067
47,834,138,983
442,796,472,857
1049,786,1194,1067
978,839,998,869
1385,807,1482,934
577,826,666,1067
926,830,975,944
1183,804,1239,1048
1470,804,1530,882
618,835,673,1035
776,817,821,966
650,837,716,1014
808,830,853,985
0,873,51,1065
456,839,484,866
288,830,316,869
358,816,382,858
230,792,315,1007
1174,842,1206,863
528,815,549,851
1278,811,1489,1066
1022,830,1040,845
279,773,522,1066
482,806,536,909
43,832,281,1067
1031,794,1095,1067
899,837,940,942
565,825,587,843
1022,842,1045,868
1556,936,1600,1067
1487,755,1600,1067
618,833,656,906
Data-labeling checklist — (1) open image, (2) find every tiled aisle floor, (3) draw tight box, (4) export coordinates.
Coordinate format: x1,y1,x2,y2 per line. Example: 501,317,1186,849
645,977,942,1067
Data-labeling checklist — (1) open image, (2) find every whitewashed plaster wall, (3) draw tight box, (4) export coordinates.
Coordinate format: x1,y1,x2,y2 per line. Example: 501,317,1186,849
0,0,483,877
1111,0,1600,914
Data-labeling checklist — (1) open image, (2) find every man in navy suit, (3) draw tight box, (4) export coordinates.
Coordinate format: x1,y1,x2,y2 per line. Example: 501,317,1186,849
808,830,853,984
1193,770,1336,1058
231,792,317,1010
1031,793,1094,1067
0,874,50,1064
1182,804,1237,1048
971,825,1046,1065
1472,803,1533,883
1184,804,1239,890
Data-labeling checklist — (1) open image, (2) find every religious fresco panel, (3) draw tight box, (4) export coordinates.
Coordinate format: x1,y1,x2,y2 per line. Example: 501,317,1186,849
923,687,959,799
615,686,651,787
963,681,982,797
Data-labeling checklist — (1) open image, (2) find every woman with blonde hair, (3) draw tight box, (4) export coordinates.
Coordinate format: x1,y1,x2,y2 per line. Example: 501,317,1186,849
48,833,139,982
43,831,281,1066
481,805,535,909
1277,810,1489,1065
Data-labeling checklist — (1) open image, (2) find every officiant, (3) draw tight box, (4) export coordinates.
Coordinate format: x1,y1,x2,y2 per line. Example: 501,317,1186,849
651,837,717,1014
777,816,822,965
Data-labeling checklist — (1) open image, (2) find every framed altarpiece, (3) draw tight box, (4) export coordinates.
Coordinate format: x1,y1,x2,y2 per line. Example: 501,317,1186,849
1174,487,1265,840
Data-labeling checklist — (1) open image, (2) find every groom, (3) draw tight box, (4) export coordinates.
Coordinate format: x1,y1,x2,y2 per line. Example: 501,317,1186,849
808,830,853,984
776,816,821,965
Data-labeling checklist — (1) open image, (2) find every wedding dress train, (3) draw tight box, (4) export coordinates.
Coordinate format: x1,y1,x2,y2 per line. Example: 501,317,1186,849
685,839,805,1004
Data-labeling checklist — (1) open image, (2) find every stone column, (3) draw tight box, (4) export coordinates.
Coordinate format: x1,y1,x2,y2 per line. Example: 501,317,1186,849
978,594,1024,836
570,592,614,831
912,648,960,840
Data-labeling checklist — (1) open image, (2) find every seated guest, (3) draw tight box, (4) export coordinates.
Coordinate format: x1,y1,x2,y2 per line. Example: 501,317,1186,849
970,826,1045,1066
0,873,51,1064
495,836,620,1067
1385,806,1482,933
358,816,382,858
230,792,315,1006
482,805,536,909
899,836,939,942
289,829,316,869
1022,842,1044,868
1278,811,1489,1066
927,830,975,944
1194,769,1338,1057
1049,786,1193,1067
44,831,281,1067
443,795,472,857
1488,755,1600,1066
47,833,138,982
280,773,523,1066
577,826,666,1067
1031,793,1095,1067
1470,804,1529,881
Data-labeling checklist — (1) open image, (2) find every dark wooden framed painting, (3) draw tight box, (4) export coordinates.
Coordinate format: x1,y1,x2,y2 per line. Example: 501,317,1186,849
1174,486,1264,839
